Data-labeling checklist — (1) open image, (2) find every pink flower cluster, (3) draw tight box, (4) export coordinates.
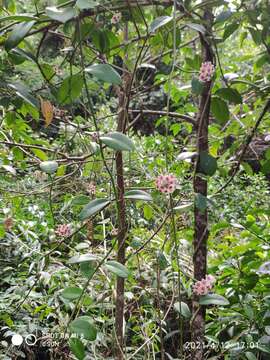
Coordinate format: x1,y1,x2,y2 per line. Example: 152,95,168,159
55,224,72,238
87,182,96,196
199,61,215,83
111,12,122,24
155,174,177,194
193,274,215,296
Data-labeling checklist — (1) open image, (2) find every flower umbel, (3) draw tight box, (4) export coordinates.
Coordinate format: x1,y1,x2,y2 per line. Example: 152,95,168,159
55,224,72,237
199,61,215,83
111,12,122,24
155,174,177,194
193,274,216,296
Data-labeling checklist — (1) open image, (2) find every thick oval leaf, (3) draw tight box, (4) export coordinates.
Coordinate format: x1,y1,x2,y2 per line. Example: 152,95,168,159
85,64,121,85
8,82,39,108
61,287,83,300
199,294,229,306
199,151,217,176
223,22,239,40
258,261,270,275
211,96,230,124
46,7,76,23
187,23,206,34
79,198,110,221
1,165,16,175
174,301,191,319
69,317,97,341
124,190,152,201
68,254,98,264
215,10,233,23
105,261,129,278
174,203,193,213
149,16,172,33
69,338,85,360
177,151,197,161
40,160,58,174
245,352,257,360
100,132,135,151
5,21,35,51
76,0,98,9
215,88,242,104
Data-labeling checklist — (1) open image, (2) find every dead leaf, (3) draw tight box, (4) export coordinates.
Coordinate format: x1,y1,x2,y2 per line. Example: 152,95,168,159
41,98,54,127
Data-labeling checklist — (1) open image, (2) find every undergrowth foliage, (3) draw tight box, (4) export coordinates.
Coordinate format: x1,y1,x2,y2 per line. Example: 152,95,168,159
1,1,270,360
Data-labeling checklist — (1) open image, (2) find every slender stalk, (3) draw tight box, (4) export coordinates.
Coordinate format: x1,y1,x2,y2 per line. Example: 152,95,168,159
191,5,214,360
115,22,129,360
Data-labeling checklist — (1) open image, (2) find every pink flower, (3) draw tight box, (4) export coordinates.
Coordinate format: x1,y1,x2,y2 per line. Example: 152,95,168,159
87,182,96,196
111,12,122,24
155,174,177,194
193,274,216,296
55,224,72,237
199,61,215,83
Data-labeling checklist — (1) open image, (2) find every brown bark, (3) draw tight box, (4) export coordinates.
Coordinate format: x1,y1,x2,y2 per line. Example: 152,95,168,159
115,87,128,359
191,8,214,360
115,21,130,357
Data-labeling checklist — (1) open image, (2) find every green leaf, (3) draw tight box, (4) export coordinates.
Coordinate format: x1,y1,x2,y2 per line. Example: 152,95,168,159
215,88,242,104
71,195,90,206
177,151,197,161
245,352,257,360
211,96,230,124
199,294,229,306
32,149,48,161
174,203,193,213
100,132,135,151
248,27,262,45
0,14,38,22
215,10,233,23
174,301,191,319
144,204,153,220
76,0,98,9
5,21,35,51
79,198,110,221
69,317,97,341
191,77,204,95
46,6,76,23
85,64,121,85
8,82,39,108
61,287,83,300
223,22,239,40
69,338,85,360
157,251,168,270
124,190,152,201
105,260,129,278
186,23,206,33
149,16,172,33
39,160,58,174
57,74,83,105
1,165,16,175
199,151,217,176
68,254,98,264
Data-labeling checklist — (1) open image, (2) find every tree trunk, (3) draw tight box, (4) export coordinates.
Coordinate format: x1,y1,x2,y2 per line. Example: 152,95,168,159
191,7,214,360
